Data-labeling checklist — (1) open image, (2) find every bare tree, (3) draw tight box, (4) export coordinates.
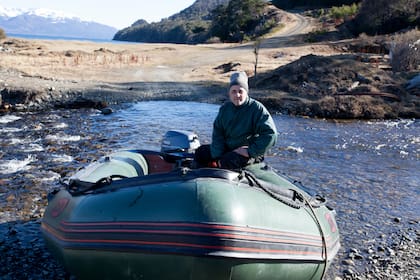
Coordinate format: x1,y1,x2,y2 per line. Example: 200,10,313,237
253,38,262,88
389,29,420,72
0,28,6,40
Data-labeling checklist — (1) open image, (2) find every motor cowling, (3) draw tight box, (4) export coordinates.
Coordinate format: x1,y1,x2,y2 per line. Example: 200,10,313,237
161,130,200,154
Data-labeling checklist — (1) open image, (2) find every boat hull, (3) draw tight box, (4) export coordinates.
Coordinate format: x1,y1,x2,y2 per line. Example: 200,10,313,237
42,249,327,280
42,153,339,280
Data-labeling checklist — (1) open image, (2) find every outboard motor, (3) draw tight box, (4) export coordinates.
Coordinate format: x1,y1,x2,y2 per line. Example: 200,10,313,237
161,130,200,153
161,130,200,165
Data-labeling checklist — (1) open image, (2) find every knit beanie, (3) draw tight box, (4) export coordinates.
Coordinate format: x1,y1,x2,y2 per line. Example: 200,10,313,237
229,71,249,93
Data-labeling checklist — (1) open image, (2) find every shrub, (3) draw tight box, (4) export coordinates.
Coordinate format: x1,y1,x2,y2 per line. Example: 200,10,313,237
389,29,420,72
209,0,267,42
305,29,329,43
329,3,359,21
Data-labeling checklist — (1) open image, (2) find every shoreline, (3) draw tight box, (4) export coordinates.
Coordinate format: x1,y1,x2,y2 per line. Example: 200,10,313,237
1,73,418,119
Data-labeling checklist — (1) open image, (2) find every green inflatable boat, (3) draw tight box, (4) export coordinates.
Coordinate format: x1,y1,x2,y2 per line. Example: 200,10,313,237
41,130,340,280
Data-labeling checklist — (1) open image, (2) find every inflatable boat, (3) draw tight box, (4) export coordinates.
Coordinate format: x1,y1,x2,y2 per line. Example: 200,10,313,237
41,130,340,280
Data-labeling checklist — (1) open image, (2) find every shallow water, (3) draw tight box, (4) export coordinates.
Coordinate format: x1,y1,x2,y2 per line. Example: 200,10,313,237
0,101,419,278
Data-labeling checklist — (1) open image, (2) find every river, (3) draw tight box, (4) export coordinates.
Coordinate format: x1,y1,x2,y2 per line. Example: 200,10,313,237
0,101,419,279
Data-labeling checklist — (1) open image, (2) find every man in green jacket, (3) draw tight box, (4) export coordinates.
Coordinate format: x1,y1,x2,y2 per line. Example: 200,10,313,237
194,71,277,169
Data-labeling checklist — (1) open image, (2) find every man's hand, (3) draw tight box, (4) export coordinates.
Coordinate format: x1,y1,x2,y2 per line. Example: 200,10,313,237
234,146,249,158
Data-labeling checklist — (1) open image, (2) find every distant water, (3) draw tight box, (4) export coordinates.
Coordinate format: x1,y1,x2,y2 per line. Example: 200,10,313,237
7,33,135,44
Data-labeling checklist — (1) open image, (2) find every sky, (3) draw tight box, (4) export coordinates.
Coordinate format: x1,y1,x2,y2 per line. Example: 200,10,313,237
0,0,196,29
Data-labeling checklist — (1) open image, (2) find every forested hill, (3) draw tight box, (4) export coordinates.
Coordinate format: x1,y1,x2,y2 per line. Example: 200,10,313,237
168,0,228,20
113,0,229,43
113,0,419,44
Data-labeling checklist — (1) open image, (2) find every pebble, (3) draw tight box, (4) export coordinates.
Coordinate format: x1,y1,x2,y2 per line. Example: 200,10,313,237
343,268,355,276
100,107,113,115
377,245,385,251
342,259,355,265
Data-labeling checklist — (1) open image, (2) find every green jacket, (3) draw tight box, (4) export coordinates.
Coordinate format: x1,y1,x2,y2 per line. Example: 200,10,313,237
210,97,277,159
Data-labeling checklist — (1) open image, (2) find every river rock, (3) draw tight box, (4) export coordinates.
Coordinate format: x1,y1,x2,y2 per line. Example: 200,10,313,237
100,107,113,115
406,73,420,89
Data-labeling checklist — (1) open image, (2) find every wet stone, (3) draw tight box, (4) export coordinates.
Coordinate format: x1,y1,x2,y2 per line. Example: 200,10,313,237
342,259,355,266
377,245,385,252
353,253,364,260
343,268,355,276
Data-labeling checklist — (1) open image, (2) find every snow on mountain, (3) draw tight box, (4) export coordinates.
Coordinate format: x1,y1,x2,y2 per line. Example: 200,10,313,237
0,5,117,40
0,5,86,22
26,8,80,21
0,5,23,17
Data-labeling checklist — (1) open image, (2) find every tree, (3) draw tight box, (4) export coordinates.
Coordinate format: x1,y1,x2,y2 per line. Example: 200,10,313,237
349,0,419,35
209,0,266,42
329,3,359,21
390,29,420,72
253,38,262,87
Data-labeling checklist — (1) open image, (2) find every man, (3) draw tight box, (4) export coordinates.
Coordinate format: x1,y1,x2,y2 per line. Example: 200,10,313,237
195,71,277,169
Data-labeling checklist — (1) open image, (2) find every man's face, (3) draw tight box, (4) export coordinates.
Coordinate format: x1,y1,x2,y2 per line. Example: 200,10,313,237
229,85,248,106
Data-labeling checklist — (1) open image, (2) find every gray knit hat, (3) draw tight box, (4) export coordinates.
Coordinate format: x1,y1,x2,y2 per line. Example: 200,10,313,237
229,71,249,92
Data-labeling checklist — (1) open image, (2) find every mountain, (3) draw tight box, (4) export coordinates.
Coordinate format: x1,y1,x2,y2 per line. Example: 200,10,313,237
0,6,22,18
0,6,117,40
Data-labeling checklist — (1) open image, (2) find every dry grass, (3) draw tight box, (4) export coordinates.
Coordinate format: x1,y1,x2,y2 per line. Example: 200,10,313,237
1,30,338,84
389,29,420,72
0,39,204,82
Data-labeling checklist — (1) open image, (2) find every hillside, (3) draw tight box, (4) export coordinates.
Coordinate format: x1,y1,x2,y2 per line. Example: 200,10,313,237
113,0,228,43
169,0,228,20
114,0,419,44
114,0,286,44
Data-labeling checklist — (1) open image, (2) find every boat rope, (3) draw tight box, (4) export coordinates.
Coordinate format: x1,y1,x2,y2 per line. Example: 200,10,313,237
242,170,328,277
290,179,328,208
255,165,327,208
241,170,304,209
67,174,127,195
303,196,328,279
